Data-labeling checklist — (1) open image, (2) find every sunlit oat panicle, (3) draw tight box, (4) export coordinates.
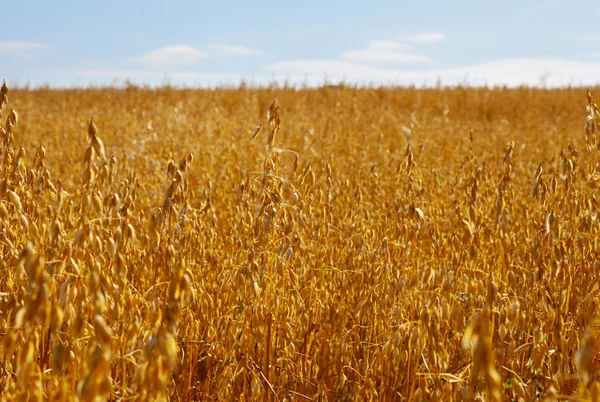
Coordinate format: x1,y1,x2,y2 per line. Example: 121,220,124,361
251,124,262,140
0,80,8,108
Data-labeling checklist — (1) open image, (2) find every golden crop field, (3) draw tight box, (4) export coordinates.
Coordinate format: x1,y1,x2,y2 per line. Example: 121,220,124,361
1,83,600,401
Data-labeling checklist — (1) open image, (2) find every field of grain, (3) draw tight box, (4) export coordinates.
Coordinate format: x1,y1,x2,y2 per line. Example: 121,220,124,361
0,83,600,401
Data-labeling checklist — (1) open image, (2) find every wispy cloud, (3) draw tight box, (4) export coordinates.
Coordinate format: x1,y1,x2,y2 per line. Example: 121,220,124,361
0,41,50,54
342,40,429,63
399,33,445,43
138,44,261,65
138,45,207,65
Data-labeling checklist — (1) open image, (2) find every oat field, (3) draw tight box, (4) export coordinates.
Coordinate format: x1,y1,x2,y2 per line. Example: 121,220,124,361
1,83,600,401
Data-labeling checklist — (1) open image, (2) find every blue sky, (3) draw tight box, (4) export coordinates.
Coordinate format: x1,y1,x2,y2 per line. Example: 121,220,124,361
4,0,600,88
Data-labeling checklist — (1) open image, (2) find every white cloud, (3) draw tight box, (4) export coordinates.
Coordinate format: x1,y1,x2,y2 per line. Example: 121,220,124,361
31,58,600,88
265,58,600,87
37,69,237,79
440,58,600,87
585,52,600,59
204,44,261,56
138,44,261,65
366,41,409,51
342,50,429,63
138,45,206,65
267,60,400,80
0,41,49,53
399,33,445,43
32,68,270,88
580,34,600,41
342,40,429,63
